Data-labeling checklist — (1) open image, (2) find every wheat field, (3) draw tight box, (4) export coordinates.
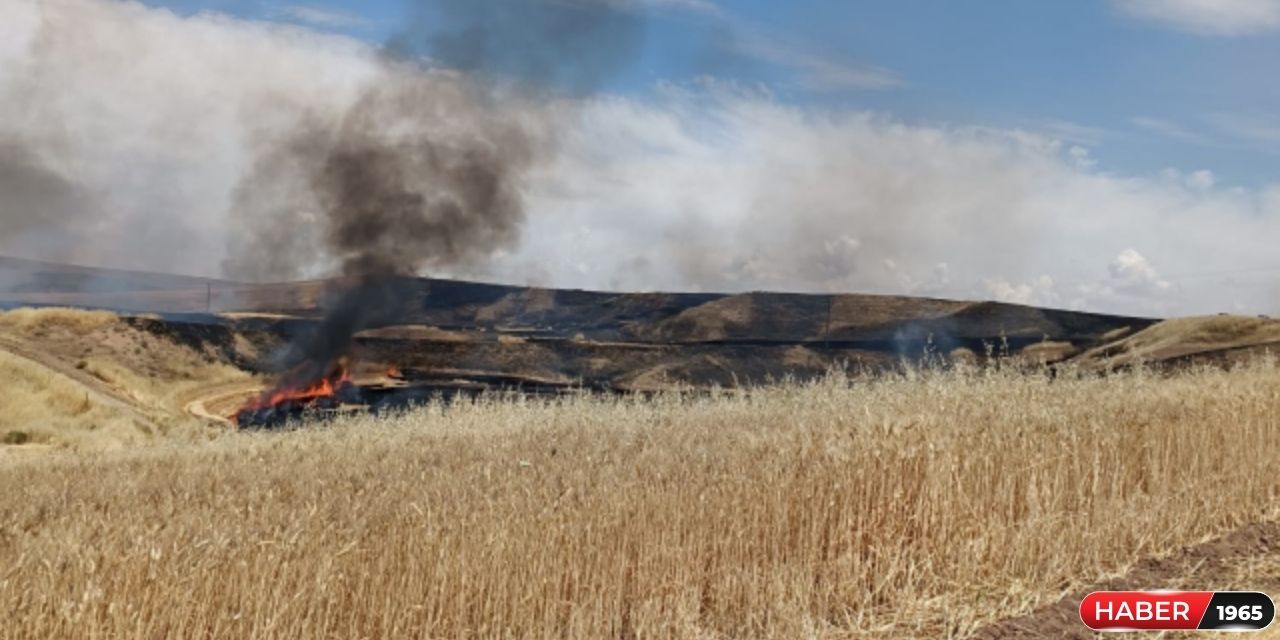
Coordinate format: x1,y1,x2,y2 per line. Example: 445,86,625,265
3,362,1280,638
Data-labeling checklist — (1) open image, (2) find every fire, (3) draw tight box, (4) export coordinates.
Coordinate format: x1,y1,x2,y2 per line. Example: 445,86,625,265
386,365,402,379
233,358,353,424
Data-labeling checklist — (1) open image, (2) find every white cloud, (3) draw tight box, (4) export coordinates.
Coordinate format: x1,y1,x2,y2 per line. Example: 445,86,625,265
729,33,901,90
1265,185,1280,212
601,0,722,15
5,0,1280,317
1186,169,1216,190
272,5,373,30
985,275,1059,307
1067,145,1096,169
560,0,900,92
1040,120,1107,147
1130,116,1212,144
1114,0,1280,35
524,94,1280,316
1209,112,1280,145
593,0,897,90
1159,167,1223,190
1108,249,1172,295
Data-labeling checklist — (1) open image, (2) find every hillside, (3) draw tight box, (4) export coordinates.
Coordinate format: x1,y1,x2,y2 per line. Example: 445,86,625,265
1071,315,1280,371
0,255,1153,342
0,257,1166,393
10,255,1278,442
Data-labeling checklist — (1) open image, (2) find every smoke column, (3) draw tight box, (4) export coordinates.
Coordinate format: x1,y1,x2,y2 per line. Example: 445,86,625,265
226,0,649,387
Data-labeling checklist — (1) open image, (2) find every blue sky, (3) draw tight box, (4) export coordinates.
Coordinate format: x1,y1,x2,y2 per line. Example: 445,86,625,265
144,0,1279,188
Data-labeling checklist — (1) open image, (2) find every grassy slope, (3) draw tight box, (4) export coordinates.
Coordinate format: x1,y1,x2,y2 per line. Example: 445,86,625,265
1070,315,1280,369
3,363,1279,638
0,349,145,450
0,308,249,449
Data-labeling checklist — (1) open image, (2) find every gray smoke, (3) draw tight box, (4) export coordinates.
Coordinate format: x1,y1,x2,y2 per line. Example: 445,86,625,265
226,0,648,388
226,70,544,386
226,0,648,284
0,138,93,263
224,72,539,281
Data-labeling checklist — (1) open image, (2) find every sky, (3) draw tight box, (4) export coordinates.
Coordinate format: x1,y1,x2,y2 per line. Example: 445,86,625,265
1,0,1279,317
144,0,1280,186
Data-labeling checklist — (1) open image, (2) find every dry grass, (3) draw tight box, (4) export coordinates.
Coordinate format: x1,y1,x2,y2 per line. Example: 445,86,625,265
2,362,1280,638
0,350,149,450
1074,315,1280,369
0,306,118,335
0,307,244,448
0,306,247,399
1017,340,1078,363
75,350,246,411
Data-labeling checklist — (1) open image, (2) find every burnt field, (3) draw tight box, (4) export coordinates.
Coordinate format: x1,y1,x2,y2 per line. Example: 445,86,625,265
7,254,1280,435
0,254,1178,429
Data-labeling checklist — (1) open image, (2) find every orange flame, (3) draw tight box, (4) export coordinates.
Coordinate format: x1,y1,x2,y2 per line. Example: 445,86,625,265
386,365,402,379
233,359,353,423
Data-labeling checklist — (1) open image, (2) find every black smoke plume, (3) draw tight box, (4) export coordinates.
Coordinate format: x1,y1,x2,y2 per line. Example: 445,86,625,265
227,0,648,392
228,71,540,385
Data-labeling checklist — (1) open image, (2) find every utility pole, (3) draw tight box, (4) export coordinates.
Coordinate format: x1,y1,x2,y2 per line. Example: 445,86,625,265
824,295,833,348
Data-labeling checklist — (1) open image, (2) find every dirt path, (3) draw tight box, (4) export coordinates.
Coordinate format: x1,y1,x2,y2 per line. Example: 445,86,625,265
177,379,264,425
974,521,1280,638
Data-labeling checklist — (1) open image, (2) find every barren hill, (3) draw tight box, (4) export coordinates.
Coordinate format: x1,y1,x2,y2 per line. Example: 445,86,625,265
1,255,1276,443
0,257,1161,384
0,255,1148,340
12,255,1278,426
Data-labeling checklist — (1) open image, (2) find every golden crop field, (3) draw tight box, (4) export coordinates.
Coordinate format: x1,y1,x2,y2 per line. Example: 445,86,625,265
3,362,1280,639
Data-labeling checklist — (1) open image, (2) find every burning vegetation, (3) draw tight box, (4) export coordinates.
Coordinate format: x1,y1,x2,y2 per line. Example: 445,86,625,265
226,75,539,425
233,357,355,427
217,0,652,431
